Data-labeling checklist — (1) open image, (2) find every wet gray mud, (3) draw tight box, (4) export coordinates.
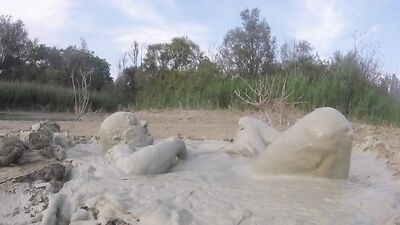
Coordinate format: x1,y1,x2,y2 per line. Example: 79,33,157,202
25,140,400,225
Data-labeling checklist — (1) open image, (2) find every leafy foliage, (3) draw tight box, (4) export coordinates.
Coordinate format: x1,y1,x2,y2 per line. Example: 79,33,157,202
143,36,204,72
280,39,322,76
0,16,112,90
62,39,112,91
218,8,276,76
0,15,33,80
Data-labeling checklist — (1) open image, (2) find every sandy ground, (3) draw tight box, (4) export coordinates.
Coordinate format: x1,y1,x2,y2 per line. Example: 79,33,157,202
1,109,399,175
0,110,297,139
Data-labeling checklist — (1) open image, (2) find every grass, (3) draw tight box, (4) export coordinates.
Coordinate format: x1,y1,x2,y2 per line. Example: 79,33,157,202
1,70,400,126
134,72,239,109
132,71,400,125
0,81,118,112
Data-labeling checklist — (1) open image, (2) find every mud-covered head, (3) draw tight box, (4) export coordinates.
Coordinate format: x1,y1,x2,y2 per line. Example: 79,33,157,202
99,112,154,151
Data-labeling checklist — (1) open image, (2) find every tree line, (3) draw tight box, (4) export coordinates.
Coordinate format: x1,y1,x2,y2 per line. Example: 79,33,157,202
1,9,398,90
114,8,399,113
0,15,112,91
115,8,397,87
1,8,400,120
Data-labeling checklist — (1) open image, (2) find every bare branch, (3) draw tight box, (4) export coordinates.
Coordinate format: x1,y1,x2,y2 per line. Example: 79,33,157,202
235,75,307,126
71,68,93,120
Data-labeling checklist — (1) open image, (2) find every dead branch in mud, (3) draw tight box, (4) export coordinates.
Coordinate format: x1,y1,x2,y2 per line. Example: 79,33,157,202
235,75,307,127
71,69,93,120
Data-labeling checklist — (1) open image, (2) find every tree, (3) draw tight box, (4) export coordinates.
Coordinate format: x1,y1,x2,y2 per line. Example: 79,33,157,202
143,43,170,72
348,31,382,84
25,44,64,83
118,41,140,72
115,40,142,103
280,39,316,70
115,66,137,102
169,36,203,70
127,41,139,68
142,36,203,72
0,15,33,80
0,16,112,92
218,8,276,76
62,38,112,90
197,56,219,76
279,39,325,77
329,50,380,114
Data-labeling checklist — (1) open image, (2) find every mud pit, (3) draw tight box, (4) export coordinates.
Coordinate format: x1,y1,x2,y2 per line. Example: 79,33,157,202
16,141,400,225
1,110,400,224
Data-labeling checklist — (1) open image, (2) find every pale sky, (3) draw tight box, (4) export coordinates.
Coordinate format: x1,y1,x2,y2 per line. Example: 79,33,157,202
1,0,399,77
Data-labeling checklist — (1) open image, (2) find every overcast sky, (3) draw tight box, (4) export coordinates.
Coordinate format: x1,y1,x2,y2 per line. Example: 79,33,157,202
1,0,399,77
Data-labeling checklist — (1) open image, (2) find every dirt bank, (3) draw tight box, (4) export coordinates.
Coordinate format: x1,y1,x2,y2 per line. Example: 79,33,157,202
0,110,259,139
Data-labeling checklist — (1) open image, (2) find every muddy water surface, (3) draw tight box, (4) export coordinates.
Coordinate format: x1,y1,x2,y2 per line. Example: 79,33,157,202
32,141,400,224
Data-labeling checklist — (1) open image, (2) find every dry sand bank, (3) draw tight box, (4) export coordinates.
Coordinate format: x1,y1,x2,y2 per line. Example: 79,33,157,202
0,110,295,139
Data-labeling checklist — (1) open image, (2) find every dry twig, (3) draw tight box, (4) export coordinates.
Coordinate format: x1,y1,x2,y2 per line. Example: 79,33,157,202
235,75,306,126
